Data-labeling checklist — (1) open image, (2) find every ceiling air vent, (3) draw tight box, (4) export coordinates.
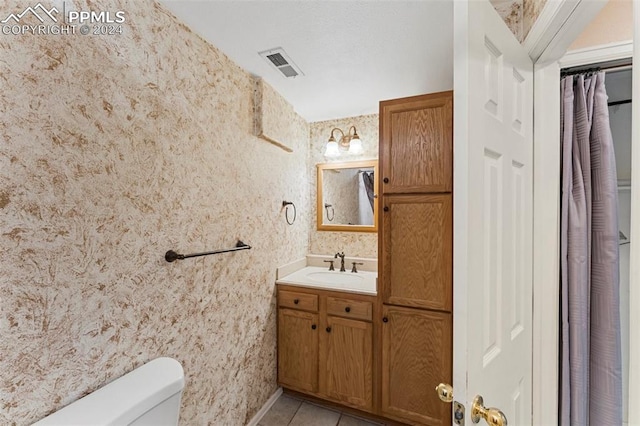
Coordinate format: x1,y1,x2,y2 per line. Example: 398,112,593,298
259,47,304,78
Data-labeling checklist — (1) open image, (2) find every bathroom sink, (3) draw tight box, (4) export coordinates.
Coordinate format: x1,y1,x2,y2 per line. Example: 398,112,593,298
306,271,364,285
276,265,377,295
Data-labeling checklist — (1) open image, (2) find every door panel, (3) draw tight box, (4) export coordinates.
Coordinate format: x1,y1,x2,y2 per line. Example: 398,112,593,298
381,305,452,426
278,309,319,393
380,92,453,194
453,1,533,424
381,194,452,311
322,316,373,411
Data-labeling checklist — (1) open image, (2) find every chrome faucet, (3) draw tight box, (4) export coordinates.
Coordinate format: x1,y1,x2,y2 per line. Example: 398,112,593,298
334,252,346,272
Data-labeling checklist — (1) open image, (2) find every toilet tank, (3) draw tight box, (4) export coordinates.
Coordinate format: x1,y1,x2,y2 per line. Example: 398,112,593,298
34,357,185,426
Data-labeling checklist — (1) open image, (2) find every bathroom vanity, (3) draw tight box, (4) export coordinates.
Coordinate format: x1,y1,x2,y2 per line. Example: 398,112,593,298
277,91,453,426
275,258,451,425
277,284,377,412
275,256,378,415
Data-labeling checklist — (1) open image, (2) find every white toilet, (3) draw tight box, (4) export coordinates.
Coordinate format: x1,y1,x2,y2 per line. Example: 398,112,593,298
34,357,185,426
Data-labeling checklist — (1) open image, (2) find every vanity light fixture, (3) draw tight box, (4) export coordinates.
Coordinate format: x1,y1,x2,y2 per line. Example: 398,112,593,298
324,126,363,157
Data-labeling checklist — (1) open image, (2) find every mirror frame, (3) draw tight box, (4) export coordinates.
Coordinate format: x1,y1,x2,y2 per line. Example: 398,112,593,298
316,160,378,233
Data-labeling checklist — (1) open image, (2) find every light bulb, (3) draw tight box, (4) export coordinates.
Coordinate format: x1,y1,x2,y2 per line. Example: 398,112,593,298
325,141,340,157
348,138,363,154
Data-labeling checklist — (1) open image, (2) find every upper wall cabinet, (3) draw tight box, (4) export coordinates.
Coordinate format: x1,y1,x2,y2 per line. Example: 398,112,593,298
379,92,453,194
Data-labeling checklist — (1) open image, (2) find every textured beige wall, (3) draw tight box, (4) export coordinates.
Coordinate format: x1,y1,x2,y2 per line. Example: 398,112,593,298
523,0,547,40
569,0,633,51
309,115,379,258
490,0,547,42
491,0,524,42
254,78,299,152
0,1,309,424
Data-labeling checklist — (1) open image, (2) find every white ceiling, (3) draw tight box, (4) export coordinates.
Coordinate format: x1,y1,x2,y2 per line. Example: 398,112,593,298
158,0,454,122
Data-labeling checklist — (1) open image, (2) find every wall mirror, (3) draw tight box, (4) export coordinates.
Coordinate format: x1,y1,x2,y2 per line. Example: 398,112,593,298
316,160,378,232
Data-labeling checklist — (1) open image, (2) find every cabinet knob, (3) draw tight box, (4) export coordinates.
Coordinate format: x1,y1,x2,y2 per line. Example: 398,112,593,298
382,317,388,323
383,177,389,183
326,327,332,333
293,299,299,304
345,307,351,313
311,324,317,330
383,206,389,212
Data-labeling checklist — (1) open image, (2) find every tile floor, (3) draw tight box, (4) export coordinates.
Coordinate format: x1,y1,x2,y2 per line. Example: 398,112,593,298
258,394,385,426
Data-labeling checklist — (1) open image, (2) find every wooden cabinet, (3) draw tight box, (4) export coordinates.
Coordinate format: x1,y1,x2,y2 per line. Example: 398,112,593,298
277,286,375,413
381,305,452,426
381,194,452,311
277,307,319,393
379,91,453,426
380,92,453,194
322,315,373,411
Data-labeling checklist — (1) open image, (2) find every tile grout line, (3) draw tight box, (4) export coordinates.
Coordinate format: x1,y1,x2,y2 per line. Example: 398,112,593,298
286,399,300,426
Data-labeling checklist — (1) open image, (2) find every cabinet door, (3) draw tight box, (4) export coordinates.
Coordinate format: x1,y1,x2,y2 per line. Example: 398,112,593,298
381,194,452,311
321,316,373,411
278,308,319,393
380,92,452,194
381,305,452,426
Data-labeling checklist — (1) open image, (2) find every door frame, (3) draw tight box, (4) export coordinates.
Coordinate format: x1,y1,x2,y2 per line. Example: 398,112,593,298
533,36,636,425
631,10,639,421
532,58,561,426
523,0,606,64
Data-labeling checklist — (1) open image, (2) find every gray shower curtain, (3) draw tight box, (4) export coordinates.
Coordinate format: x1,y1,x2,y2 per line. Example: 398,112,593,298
560,72,622,425
362,171,374,210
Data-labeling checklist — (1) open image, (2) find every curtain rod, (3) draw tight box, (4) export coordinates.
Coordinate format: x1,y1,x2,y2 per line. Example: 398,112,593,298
604,64,632,73
561,61,632,77
609,99,632,107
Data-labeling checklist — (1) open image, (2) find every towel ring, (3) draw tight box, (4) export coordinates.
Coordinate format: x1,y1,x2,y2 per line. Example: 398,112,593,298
282,201,296,225
324,203,335,222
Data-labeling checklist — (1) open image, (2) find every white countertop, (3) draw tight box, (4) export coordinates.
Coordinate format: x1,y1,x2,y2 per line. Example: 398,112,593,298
276,265,377,295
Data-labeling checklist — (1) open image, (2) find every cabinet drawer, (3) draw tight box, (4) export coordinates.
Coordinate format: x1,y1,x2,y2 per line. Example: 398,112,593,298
327,297,372,321
279,290,318,312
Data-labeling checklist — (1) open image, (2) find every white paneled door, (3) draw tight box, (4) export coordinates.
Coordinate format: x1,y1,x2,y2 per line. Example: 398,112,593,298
452,1,534,424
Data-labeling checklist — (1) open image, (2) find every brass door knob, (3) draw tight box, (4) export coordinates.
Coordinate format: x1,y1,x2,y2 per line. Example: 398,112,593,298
435,383,453,403
471,395,507,426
